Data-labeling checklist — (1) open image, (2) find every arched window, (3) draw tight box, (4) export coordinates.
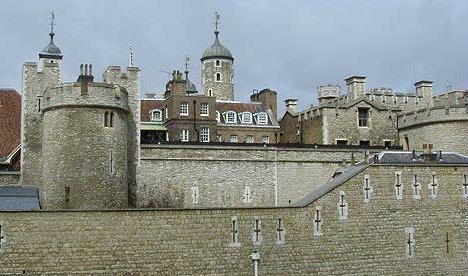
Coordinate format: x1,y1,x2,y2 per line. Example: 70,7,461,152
109,112,114,127
104,111,109,127
215,60,221,67
208,89,213,97
255,112,268,125
239,112,252,124
230,74,234,84
224,111,237,124
215,72,222,82
150,109,162,122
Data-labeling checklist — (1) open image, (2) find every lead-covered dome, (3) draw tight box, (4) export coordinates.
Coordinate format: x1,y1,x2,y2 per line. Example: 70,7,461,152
39,32,62,59
201,31,233,62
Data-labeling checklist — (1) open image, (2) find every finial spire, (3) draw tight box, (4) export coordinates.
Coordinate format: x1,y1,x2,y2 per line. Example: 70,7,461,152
184,55,189,73
128,42,134,66
214,12,220,36
49,11,56,40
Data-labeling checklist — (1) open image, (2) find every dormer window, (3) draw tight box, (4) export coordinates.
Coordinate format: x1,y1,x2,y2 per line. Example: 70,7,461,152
224,111,237,124
215,72,222,82
215,60,221,67
150,109,162,122
239,112,252,124
255,112,268,125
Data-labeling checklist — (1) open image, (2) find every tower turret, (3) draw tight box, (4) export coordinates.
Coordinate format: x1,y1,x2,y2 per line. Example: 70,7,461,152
201,12,234,100
317,84,341,105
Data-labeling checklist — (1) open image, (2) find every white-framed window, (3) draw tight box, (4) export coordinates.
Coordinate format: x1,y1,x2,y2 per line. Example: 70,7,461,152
395,171,403,200
180,102,188,116
363,174,373,203
276,218,285,245
215,59,221,67
262,136,270,144
412,174,421,199
215,72,222,82
240,112,252,124
150,109,162,122
217,135,222,142
252,217,262,245
405,227,415,258
229,216,240,247
164,107,168,119
200,103,209,116
313,206,323,236
216,111,221,123
200,127,210,142
337,191,348,220
208,89,213,97
0,224,4,253
463,174,468,199
429,172,438,198
255,112,268,124
225,111,237,124
246,135,254,143
180,129,189,142
191,187,199,203
230,135,238,143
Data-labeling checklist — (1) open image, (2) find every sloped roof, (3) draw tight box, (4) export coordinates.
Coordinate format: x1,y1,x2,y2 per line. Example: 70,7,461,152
140,99,164,122
0,89,21,158
216,101,278,126
0,186,40,210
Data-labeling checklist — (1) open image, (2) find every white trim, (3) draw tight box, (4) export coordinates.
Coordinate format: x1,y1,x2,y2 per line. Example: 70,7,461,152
254,112,268,125
239,112,253,124
224,111,237,124
149,109,162,122
215,72,222,82
179,102,188,116
200,103,209,116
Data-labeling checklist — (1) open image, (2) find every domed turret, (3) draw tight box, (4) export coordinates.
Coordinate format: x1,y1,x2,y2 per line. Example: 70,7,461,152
200,13,235,100
201,30,233,62
39,12,62,60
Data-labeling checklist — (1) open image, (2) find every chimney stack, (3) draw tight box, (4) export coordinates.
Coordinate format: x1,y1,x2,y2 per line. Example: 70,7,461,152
345,76,366,101
285,99,298,113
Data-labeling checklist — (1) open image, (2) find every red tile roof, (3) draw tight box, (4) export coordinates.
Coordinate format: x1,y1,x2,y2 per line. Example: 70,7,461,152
140,99,164,122
0,89,21,158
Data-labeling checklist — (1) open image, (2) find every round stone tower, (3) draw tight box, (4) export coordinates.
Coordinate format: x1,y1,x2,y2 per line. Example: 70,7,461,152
40,65,130,209
201,18,234,100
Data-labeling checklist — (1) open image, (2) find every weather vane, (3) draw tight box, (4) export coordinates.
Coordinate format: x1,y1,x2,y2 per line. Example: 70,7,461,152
129,42,134,66
185,56,190,72
49,11,55,34
214,12,220,32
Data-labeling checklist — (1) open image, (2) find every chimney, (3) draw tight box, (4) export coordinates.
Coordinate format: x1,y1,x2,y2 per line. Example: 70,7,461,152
285,99,298,113
414,80,434,107
345,76,366,101
77,64,94,95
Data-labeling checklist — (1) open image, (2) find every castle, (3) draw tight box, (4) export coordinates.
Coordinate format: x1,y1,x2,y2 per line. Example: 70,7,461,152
0,14,467,275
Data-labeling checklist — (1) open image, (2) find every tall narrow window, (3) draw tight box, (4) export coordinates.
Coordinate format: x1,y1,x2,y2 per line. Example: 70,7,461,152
200,103,209,116
104,111,109,127
363,174,373,203
413,174,421,199
200,127,210,142
0,225,4,253
110,150,115,176
405,227,415,258
444,230,453,255
37,98,42,112
109,112,114,127
314,206,323,236
252,217,262,245
64,186,70,203
225,111,236,123
243,186,252,203
358,107,370,127
246,136,254,143
276,218,285,245
429,172,438,198
180,102,188,116
462,174,468,199
208,89,213,97
261,136,270,144
229,216,240,247
180,129,189,142
191,187,199,204
215,72,222,82
395,171,403,200
215,60,221,67
337,191,348,220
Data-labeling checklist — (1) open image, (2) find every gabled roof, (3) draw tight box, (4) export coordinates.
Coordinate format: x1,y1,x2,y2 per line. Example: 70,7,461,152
0,186,40,210
0,89,21,158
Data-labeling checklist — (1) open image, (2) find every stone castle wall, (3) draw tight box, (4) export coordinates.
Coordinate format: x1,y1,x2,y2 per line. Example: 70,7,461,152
0,172,20,186
137,144,376,208
201,58,234,100
1,164,467,275
398,106,468,155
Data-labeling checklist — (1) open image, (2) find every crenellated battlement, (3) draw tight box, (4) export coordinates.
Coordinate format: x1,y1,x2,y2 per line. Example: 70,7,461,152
398,105,468,129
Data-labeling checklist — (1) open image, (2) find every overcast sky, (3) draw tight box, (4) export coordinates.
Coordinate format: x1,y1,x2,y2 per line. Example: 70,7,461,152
1,0,467,111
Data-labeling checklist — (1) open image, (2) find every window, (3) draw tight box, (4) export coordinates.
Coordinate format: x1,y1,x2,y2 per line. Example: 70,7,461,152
180,102,188,116
395,171,403,200
230,74,234,84
255,112,268,125
429,172,438,198
230,135,238,143
216,111,220,123
384,140,392,148
244,186,252,203
252,217,262,245
314,206,323,236
200,103,209,116
37,98,41,112
413,174,421,199
358,107,369,127
405,227,415,258
208,89,213,97
180,129,189,142
200,127,209,142
359,140,370,147
338,191,348,220
215,60,221,67
109,112,114,127
262,136,270,144
240,112,252,124
65,186,70,203
104,111,109,127
150,109,162,122
0,225,4,253
246,135,254,143
363,174,372,203
336,139,348,145
463,174,468,199
191,187,199,203
276,218,285,245
229,216,240,247
104,111,115,128
225,111,236,124
215,72,222,82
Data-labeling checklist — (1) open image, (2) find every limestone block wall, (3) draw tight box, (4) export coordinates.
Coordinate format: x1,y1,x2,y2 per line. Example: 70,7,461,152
398,106,468,155
201,58,234,100
0,164,467,275
137,145,373,208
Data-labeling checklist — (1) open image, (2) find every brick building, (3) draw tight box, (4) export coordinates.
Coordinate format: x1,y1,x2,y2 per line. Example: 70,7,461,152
0,89,21,171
